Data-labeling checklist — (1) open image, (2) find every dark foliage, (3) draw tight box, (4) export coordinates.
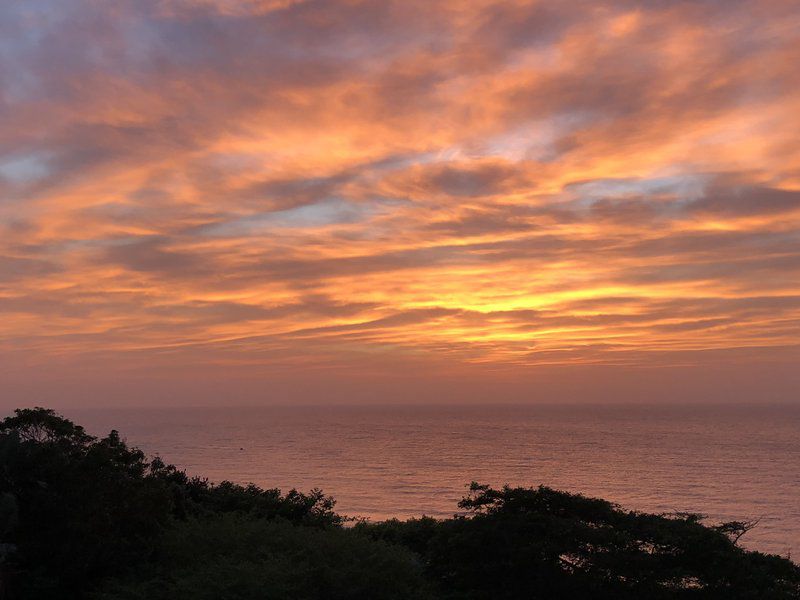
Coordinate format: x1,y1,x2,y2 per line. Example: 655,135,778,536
91,515,431,600
0,408,173,598
0,408,798,599
361,483,800,599
0,408,340,599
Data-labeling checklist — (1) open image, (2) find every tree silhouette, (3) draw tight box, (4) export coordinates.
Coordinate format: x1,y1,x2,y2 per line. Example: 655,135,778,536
1,409,798,600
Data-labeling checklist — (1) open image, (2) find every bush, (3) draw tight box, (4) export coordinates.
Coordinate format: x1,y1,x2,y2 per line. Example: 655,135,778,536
92,515,432,600
0,408,345,599
362,482,800,599
1,408,798,600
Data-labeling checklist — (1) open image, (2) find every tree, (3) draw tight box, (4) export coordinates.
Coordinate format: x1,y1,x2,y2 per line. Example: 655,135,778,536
363,482,800,599
2,409,799,600
0,408,345,599
0,408,174,599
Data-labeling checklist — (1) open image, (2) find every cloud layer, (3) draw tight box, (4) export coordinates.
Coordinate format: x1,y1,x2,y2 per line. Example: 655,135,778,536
1,0,799,404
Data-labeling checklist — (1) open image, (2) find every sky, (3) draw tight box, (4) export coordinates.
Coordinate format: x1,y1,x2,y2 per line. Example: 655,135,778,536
1,0,799,407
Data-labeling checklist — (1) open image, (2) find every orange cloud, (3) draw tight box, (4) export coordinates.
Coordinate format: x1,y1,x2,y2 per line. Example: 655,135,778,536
1,0,799,405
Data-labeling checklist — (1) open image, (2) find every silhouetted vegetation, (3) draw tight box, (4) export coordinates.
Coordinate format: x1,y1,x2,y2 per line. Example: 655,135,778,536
361,484,798,599
1,408,798,599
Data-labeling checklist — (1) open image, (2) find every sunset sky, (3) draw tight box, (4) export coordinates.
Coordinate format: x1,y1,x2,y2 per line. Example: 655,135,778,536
1,0,799,406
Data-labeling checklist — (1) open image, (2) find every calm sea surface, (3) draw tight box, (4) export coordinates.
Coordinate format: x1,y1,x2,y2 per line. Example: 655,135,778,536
69,404,799,557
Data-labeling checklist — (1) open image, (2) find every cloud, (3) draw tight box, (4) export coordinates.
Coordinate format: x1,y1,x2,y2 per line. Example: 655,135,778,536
0,255,62,282
102,237,206,275
1,0,799,403
687,184,800,217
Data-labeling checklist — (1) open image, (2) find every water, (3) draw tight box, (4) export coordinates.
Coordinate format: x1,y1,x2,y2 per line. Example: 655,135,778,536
69,404,800,557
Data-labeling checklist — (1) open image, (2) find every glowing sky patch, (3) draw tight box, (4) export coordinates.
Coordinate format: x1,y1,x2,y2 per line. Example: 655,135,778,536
1,0,799,405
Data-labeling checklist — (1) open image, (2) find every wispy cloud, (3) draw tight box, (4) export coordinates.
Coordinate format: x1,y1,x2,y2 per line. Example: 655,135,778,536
1,0,799,404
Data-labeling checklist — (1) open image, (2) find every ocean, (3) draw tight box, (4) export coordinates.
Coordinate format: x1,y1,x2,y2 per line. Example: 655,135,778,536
68,403,799,557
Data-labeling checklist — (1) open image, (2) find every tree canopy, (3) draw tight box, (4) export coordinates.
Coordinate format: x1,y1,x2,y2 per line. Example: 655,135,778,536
0,408,797,599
